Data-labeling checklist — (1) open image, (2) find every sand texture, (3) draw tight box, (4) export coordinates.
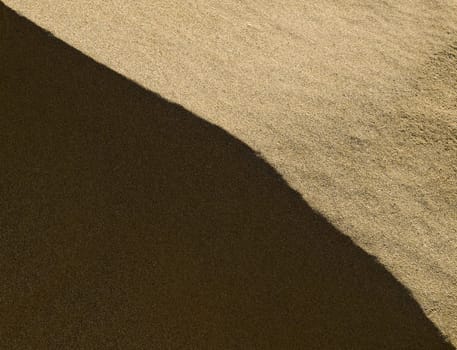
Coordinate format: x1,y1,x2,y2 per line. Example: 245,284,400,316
1,1,456,348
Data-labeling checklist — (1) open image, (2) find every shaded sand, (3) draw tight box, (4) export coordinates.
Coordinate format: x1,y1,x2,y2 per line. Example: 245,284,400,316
0,5,455,349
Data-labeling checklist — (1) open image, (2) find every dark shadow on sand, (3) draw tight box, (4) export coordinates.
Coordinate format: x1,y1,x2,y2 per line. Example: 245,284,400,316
0,4,453,349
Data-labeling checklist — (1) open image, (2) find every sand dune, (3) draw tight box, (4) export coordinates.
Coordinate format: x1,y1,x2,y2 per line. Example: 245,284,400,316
1,1,456,348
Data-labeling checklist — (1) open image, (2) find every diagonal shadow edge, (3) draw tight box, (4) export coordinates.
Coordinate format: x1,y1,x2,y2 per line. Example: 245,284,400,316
0,3,454,349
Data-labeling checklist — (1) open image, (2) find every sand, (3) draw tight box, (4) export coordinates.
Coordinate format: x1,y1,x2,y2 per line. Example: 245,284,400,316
1,0,456,348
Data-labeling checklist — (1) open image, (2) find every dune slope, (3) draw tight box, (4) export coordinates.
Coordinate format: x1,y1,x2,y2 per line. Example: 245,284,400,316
2,0,457,345
0,4,455,349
